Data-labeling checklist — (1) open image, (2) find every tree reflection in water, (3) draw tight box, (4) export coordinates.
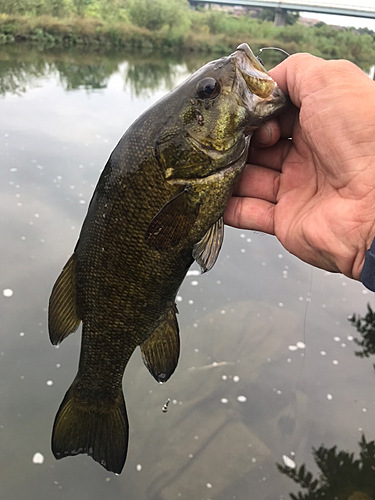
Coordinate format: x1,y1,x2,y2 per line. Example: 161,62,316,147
278,435,375,500
349,304,375,364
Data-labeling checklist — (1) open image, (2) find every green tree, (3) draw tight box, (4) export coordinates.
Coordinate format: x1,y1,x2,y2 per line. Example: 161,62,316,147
127,0,190,32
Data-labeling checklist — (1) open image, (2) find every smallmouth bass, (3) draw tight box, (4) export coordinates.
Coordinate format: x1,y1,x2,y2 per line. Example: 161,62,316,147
48,43,287,473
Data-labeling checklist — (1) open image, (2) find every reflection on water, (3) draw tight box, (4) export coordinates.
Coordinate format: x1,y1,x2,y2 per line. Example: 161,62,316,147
349,304,375,362
1,45,375,500
278,434,375,499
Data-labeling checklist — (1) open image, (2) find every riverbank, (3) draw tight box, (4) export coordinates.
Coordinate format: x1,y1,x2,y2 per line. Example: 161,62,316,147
0,13,375,69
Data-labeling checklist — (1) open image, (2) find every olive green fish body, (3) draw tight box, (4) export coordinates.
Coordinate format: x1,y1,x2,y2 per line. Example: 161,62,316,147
48,44,287,473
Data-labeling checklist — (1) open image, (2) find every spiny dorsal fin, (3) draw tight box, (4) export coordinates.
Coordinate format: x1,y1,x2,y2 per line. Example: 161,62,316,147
192,217,224,273
48,254,81,345
140,305,180,383
145,188,199,250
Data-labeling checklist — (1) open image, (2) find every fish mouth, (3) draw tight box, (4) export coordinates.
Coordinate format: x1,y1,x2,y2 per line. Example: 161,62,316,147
233,43,287,121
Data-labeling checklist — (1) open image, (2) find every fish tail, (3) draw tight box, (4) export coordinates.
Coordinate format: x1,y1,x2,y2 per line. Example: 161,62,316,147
52,382,129,474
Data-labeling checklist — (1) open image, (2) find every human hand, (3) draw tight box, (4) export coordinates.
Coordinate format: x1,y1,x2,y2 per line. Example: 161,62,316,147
224,53,375,281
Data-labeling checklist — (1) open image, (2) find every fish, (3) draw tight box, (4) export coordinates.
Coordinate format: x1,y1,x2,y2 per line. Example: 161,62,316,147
48,43,287,474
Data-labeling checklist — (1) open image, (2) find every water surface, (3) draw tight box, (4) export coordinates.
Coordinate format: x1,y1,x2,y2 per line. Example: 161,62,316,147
1,46,374,500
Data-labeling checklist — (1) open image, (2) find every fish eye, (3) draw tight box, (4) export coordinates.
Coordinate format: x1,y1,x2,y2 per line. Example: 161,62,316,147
196,77,220,100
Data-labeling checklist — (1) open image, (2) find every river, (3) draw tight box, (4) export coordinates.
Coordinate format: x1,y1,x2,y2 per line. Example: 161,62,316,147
1,45,374,500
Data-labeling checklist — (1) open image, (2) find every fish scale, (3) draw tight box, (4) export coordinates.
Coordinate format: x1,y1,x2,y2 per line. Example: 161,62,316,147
48,43,287,473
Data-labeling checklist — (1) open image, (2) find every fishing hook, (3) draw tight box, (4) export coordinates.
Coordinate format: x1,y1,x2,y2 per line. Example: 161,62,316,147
257,47,290,66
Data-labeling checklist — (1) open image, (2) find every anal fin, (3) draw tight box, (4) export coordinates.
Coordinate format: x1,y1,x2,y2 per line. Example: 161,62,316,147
192,217,224,273
140,305,180,383
48,254,81,345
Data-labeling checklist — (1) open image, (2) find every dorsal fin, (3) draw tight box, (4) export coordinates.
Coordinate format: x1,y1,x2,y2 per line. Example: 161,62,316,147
48,254,81,345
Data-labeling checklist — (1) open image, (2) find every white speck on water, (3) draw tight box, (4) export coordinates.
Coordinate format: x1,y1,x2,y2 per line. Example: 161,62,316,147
299,296,304,301
240,248,245,253
347,335,354,341
278,302,284,307
333,336,340,342
188,300,194,305
188,453,193,459
288,345,298,351
320,351,326,356
233,375,240,382
362,407,367,413
246,238,252,242
341,343,346,348
193,323,198,328
191,280,198,286
278,254,283,258
216,280,221,285
37,165,43,170
327,394,333,400
34,213,39,218
240,233,245,238
206,483,213,489
237,395,247,403
19,332,25,337
282,455,296,468
221,398,228,404
176,295,183,302
296,342,306,349
105,477,110,482
71,226,76,230
32,452,44,464
172,399,177,405
46,380,53,386
136,464,142,472
220,310,226,315
194,348,199,353
187,270,200,276
194,435,199,440
10,167,17,172
332,360,339,365
287,358,292,363
261,262,266,266
56,364,60,368
251,457,257,463
222,375,227,380
362,289,369,294
21,236,26,240
322,304,326,308
3,289,13,297
79,200,85,204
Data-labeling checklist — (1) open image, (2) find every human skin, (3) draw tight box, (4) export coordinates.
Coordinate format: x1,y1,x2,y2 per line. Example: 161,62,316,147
224,53,375,281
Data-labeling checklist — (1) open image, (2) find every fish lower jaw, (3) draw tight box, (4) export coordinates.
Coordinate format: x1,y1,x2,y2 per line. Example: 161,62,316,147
168,137,250,187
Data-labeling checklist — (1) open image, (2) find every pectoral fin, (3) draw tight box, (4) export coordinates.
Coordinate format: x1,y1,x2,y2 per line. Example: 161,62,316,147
192,217,224,273
48,254,81,345
140,305,180,383
145,188,199,250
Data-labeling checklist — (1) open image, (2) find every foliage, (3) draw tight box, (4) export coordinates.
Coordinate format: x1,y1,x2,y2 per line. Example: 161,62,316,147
0,1,374,69
277,435,375,499
349,303,375,364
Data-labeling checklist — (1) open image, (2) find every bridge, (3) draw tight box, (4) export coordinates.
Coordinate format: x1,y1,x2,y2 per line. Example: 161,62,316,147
189,0,375,26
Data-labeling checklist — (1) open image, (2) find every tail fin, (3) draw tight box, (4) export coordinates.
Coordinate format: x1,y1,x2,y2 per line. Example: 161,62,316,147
52,384,129,474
